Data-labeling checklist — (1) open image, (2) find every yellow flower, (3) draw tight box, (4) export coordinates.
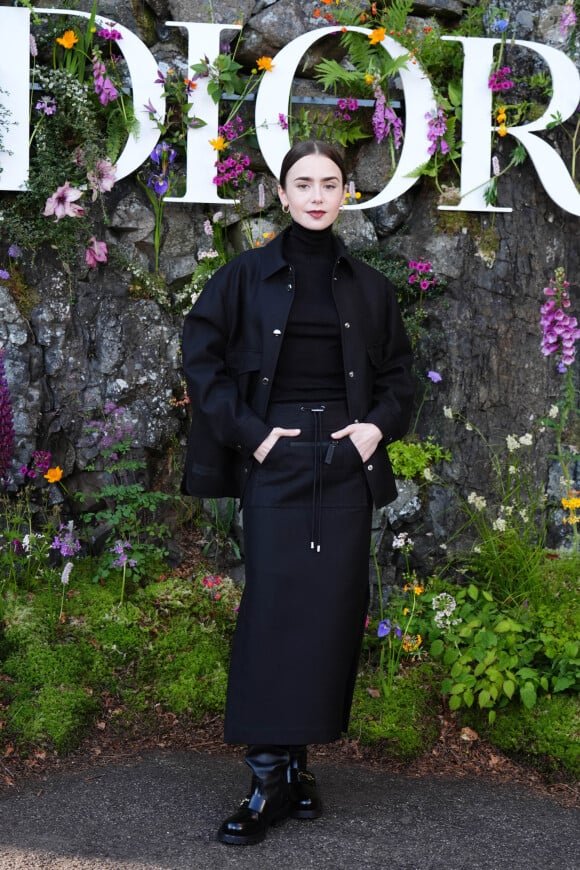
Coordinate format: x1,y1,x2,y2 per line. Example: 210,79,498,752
56,30,78,49
44,466,63,484
365,73,374,85
209,136,227,152
402,633,422,653
368,27,386,44
403,607,410,615
413,585,424,595
256,56,274,72
497,123,508,137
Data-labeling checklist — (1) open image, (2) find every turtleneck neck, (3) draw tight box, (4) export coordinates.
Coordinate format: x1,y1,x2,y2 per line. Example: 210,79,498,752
286,220,335,258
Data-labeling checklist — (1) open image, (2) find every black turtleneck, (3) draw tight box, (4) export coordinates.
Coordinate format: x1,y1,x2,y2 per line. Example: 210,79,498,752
270,221,346,403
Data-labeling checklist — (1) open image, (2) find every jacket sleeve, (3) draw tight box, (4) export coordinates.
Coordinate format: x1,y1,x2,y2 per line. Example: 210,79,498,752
363,281,415,444
182,262,271,455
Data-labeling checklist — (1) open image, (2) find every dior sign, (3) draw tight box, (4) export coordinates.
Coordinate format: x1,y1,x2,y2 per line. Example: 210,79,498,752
1,7,580,215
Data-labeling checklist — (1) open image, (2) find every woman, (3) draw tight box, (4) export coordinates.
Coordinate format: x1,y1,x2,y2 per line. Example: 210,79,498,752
182,140,414,845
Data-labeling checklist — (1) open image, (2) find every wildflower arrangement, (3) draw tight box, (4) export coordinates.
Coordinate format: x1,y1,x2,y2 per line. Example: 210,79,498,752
1,2,135,266
369,533,426,693
538,268,580,551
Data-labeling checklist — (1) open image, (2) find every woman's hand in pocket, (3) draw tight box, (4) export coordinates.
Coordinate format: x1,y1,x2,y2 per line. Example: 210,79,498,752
330,422,383,463
253,427,301,464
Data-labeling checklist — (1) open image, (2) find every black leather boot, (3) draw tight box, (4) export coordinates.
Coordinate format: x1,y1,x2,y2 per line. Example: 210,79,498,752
217,745,291,845
287,745,323,820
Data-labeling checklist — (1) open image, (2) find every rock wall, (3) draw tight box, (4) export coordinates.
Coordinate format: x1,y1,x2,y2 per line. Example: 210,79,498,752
0,0,578,577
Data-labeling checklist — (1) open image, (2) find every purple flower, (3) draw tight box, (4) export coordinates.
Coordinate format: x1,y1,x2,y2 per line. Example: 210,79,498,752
560,0,577,36
278,113,289,130
98,27,123,41
8,245,21,259
378,619,402,639
61,562,74,585
488,67,514,92
35,96,57,116
426,107,450,156
0,270,10,281
540,271,580,370
427,370,442,383
372,87,403,148
51,523,81,558
0,348,15,486
110,539,137,569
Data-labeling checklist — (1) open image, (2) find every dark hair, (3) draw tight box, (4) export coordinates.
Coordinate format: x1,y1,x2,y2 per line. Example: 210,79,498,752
279,140,348,188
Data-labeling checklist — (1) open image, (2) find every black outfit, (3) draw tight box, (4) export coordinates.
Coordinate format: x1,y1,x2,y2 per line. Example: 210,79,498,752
182,221,413,840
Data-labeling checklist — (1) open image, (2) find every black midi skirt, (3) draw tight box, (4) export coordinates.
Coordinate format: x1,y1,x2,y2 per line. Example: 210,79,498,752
224,400,373,745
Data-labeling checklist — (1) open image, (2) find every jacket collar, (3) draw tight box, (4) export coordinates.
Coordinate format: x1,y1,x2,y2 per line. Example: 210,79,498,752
259,225,352,280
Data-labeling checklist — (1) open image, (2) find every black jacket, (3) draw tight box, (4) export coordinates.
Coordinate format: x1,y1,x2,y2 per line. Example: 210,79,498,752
181,227,414,508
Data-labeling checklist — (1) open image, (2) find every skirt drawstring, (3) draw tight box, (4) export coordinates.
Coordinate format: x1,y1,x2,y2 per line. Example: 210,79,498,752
303,405,326,553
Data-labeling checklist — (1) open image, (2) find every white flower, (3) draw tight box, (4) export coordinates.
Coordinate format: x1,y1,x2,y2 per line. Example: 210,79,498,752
423,467,434,481
467,492,487,510
392,532,413,550
518,433,533,446
443,406,454,419
61,562,74,585
519,509,529,522
548,405,559,419
465,422,473,431
492,517,507,532
506,435,520,452
504,505,513,515
473,545,481,553
439,543,448,550
508,465,517,474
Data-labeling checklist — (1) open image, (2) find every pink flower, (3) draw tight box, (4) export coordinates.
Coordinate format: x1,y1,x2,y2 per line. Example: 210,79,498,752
43,181,84,221
87,158,117,200
85,238,108,268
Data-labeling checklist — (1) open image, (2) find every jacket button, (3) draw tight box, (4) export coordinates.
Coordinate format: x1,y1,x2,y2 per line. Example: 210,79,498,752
273,329,281,336
354,419,359,423
348,370,354,378
344,322,351,328
262,377,269,385
367,464,373,471
287,284,292,291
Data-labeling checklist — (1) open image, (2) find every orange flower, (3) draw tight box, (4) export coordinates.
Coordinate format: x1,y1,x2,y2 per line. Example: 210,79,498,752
368,27,386,44
360,12,367,22
424,25,433,33
313,8,321,17
209,136,227,151
56,30,78,49
364,73,374,85
184,78,197,90
321,0,333,5
497,123,508,137
323,13,334,20
44,466,63,484
256,56,274,72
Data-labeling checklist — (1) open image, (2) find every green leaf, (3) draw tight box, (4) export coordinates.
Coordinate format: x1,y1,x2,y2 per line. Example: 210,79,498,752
502,679,515,699
463,689,474,707
520,681,537,709
488,709,497,725
448,80,463,107
467,584,479,601
449,694,462,711
553,676,575,692
478,689,491,708
450,682,465,695
430,639,445,658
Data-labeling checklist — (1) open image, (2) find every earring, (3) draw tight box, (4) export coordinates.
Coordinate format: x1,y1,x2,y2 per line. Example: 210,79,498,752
282,203,289,214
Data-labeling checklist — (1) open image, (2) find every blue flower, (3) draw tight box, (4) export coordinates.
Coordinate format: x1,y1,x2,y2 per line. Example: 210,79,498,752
492,18,509,32
427,370,442,383
377,619,391,638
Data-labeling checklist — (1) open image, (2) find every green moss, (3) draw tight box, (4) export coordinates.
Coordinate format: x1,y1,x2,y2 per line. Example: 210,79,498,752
349,663,442,760
466,694,580,778
137,617,230,717
8,684,99,753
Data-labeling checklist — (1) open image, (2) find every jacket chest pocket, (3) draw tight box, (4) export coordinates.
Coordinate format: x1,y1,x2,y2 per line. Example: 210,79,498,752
226,349,262,400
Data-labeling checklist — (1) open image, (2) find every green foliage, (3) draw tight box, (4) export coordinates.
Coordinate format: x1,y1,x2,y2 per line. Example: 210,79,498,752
428,582,580,724
387,436,451,480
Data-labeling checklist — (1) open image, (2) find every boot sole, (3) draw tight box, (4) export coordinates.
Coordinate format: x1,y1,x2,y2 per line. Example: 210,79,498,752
217,805,291,846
